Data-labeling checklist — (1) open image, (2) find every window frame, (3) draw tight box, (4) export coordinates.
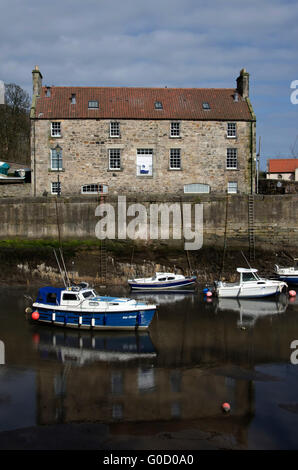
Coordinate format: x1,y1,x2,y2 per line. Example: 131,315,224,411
88,100,99,109
227,181,238,194
81,183,108,194
50,148,63,171
227,122,237,138
51,181,61,195
169,148,181,170
51,122,61,138
108,148,121,171
170,121,180,138
110,121,120,138
136,149,153,177
226,148,238,170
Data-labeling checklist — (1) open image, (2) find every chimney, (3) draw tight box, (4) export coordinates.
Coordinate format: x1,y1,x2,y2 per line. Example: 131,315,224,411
236,68,249,98
0,80,5,104
32,65,43,97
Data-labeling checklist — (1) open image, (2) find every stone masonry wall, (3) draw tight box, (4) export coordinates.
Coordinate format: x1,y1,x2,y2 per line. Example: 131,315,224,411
0,194,296,251
31,118,254,196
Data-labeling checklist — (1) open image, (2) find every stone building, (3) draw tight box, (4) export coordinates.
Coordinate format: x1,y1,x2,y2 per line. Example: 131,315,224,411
30,66,256,196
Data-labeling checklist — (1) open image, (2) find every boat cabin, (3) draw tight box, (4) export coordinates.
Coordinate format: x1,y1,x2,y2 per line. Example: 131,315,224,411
35,284,97,306
237,268,260,282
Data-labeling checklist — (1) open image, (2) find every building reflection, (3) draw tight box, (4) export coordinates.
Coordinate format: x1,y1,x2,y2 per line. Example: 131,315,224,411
34,326,254,447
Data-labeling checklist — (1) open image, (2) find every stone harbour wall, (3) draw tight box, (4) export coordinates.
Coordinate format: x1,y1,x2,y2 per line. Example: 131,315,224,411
0,193,297,251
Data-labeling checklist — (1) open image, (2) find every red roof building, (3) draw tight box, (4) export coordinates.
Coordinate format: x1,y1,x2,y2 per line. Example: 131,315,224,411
30,67,256,197
267,159,298,181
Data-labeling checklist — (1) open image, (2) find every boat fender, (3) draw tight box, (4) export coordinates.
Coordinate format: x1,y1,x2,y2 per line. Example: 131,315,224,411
32,311,39,320
203,288,209,294
25,307,32,314
222,402,231,413
206,291,212,297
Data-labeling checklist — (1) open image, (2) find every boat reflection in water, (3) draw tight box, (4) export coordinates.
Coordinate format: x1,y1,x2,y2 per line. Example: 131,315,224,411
130,290,196,305
215,294,288,328
34,328,157,366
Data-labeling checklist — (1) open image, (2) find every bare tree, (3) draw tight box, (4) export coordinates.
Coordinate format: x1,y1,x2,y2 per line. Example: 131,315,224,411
0,83,30,165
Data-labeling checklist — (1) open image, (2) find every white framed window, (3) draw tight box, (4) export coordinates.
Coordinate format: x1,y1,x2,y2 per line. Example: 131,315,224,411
50,148,63,170
110,121,120,137
71,94,76,104
81,183,108,194
51,181,61,195
88,100,99,108
227,181,238,194
51,122,61,137
136,149,153,176
227,122,237,138
109,149,121,170
170,122,180,137
169,148,181,169
184,183,210,194
226,148,238,169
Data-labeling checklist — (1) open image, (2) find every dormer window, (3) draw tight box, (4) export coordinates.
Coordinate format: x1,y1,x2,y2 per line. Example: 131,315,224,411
202,102,210,110
71,94,76,104
88,100,99,109
155,101,163,109
45,87,51,97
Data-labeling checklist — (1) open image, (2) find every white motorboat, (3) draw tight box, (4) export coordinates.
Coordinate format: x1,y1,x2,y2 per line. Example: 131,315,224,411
128,272,197,290
214,268,287,298
275,260,298,285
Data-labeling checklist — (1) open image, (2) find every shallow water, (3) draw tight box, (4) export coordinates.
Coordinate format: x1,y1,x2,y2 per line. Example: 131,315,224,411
1,285,298,450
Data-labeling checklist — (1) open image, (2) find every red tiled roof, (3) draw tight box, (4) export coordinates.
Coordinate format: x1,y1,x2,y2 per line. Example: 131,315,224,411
268,159,298,173
34,86,254,121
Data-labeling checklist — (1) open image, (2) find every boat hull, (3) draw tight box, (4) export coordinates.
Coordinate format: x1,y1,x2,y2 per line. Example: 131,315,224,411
215,284,286,298
31,307,156,331
128,277,196,290
277,275,298,286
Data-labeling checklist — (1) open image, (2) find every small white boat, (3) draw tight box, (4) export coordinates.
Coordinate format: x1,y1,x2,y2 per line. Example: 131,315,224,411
128,272,197,290
0,174,25,183
275,260,298,285
214,268,287,298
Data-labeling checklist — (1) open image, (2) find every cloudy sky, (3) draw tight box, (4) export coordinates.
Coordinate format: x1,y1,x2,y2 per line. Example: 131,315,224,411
1,0,297,169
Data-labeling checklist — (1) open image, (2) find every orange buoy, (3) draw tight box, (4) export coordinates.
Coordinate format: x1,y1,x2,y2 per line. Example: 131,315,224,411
289,290,296,297
32,311,39,320
222,402,231,412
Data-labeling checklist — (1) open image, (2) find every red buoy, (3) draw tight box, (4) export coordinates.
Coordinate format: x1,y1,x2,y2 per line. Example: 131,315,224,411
206,291,212,297
32,311,39,320
289,290,296,297
222,402,231,412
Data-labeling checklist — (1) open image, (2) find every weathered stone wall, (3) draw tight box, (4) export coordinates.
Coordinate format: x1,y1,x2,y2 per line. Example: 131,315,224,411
0,194,297,251
0,183,31,198
31,118,254,196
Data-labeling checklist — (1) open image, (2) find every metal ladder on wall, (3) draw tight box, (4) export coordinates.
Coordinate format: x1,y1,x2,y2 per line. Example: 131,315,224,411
99,193,107,286
248,194,255,261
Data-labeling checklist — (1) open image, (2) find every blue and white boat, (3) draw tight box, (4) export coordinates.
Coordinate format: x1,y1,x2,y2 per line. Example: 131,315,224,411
31,282,156,331
128,272,197,290
275,261,298,285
